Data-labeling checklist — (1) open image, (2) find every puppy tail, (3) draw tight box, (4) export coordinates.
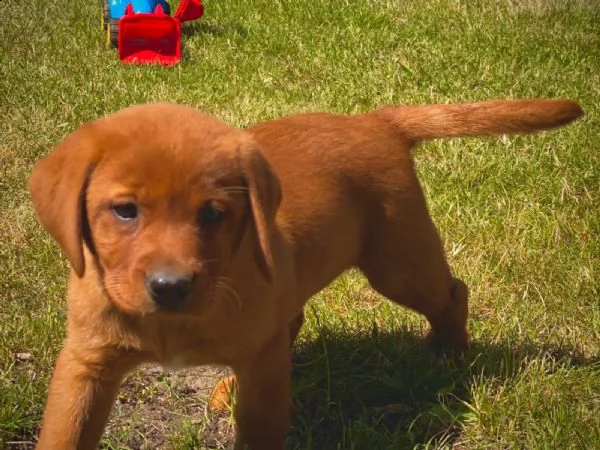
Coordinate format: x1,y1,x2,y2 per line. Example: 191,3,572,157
377,99,583,142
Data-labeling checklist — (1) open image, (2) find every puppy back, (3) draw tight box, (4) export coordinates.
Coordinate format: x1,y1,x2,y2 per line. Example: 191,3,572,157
377,99,583,142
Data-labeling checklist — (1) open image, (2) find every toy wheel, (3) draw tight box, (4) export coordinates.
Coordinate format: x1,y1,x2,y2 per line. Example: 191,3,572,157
101,0,110,31
108,19,119,49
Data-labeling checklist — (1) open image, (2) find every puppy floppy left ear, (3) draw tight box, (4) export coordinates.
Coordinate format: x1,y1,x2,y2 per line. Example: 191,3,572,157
240,147,282,284
29,124,100,278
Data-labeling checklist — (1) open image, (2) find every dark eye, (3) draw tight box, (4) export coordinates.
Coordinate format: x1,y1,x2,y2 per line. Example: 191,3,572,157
112,203,138,221
199,204,224,226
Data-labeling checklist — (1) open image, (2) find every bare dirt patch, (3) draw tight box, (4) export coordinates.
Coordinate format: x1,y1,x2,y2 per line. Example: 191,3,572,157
104,364,235,449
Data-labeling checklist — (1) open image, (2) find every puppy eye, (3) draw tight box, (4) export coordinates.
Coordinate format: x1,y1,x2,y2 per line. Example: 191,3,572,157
112,203,138,221
199,205,224,226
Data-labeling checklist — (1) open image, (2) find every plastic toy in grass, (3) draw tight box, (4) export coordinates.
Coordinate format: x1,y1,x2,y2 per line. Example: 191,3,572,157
101,0,204,66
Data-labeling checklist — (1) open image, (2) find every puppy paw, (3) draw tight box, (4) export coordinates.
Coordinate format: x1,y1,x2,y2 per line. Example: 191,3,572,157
426,277,469,356
208,375,237,413
426,328,468,356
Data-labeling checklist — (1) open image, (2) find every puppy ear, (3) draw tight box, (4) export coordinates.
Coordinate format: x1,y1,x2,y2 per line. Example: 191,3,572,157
29,125,99,278
241,147,282,284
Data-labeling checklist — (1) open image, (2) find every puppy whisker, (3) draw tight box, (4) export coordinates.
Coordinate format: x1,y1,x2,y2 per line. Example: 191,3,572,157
221,186,249,193
200,258,221,266
204,186,249,197
214,277,242,309
191,259,221,273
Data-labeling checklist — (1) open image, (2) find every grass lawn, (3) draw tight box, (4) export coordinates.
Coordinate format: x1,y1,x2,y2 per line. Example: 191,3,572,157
1,0,599,448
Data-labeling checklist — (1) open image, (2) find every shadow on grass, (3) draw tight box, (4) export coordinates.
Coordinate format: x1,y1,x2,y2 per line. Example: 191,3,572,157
287,326,595,450
4,326,594,449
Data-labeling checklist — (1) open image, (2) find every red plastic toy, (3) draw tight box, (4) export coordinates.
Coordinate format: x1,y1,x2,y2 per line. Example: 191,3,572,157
103,0,204,66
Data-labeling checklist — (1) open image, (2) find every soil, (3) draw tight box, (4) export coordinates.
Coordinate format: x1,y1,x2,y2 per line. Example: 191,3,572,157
105,364,236,449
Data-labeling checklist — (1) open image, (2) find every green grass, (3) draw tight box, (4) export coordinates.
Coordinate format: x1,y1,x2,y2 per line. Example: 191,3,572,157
1,0,599,448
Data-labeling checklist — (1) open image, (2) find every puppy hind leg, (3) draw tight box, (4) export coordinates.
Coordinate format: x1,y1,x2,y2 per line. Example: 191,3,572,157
360,215,469,353
289,310,305,345
364,262,469,353
425,277,469,353
208,374,237,413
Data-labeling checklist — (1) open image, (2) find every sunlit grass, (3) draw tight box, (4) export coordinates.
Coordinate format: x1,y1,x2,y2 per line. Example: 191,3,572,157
1,0,598,448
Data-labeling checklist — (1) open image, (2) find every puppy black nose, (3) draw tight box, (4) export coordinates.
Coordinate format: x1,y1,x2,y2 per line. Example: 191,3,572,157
145,270,193,310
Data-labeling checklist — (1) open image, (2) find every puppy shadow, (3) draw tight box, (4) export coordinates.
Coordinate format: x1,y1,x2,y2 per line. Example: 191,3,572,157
287,326,594,450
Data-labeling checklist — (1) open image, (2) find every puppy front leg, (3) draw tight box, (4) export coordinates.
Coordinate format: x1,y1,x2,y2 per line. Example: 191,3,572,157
234,331,292,450
209,313,304,414
36,343,136,450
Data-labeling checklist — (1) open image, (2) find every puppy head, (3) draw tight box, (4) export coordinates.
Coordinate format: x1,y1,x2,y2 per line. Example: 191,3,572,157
29,103,281,315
